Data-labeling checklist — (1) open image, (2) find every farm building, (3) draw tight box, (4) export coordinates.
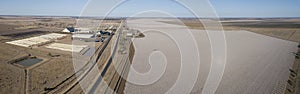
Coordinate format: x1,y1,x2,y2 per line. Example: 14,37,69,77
62,27,75,33
62,27,92,33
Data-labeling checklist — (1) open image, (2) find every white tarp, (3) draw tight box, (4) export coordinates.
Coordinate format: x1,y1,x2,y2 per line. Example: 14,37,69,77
6,33,67,47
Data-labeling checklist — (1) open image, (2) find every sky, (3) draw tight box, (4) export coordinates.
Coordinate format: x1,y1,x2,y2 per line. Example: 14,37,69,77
0,0,299,18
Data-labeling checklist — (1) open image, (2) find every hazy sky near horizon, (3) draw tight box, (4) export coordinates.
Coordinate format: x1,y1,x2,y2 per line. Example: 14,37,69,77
0,0,299,17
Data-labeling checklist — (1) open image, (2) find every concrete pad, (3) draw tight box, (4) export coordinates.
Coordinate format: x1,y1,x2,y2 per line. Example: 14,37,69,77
46,43,87,53
6,33,67,47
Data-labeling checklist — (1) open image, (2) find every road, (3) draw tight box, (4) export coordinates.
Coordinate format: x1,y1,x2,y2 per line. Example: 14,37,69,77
64,20,131,94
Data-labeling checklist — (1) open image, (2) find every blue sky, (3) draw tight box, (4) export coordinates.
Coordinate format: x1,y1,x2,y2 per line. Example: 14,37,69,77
0,0,299,17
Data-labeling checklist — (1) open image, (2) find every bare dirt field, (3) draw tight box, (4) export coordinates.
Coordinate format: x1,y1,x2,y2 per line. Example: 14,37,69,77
161,18,300,42
0,35,75,94
125,19,298,94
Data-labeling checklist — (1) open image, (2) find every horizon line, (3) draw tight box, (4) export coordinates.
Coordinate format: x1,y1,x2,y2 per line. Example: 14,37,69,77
1,15,300,19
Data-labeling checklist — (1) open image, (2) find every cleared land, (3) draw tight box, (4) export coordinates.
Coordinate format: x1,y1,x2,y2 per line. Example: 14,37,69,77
125,19,298,94
160,18,300,42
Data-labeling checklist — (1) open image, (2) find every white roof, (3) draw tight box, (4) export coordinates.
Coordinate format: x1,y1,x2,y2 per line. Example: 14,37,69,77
72,34,94,39
62,28,71,32
75,28,90,31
